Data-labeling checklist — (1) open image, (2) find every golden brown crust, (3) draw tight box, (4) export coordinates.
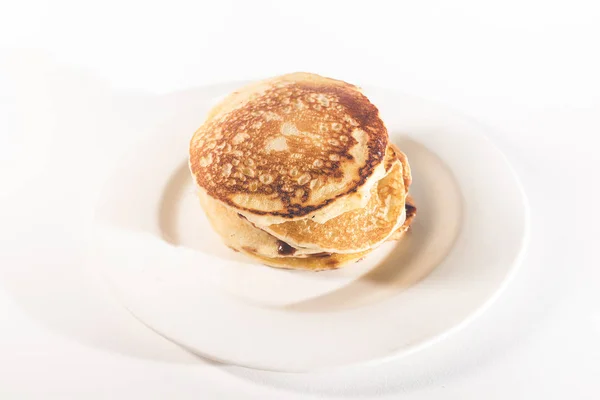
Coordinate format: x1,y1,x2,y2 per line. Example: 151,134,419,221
189,73,388,219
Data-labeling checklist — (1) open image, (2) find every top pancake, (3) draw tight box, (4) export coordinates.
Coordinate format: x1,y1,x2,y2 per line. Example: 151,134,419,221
189,72,389,223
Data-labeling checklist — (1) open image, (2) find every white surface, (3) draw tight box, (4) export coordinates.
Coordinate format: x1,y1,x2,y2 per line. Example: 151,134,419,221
0,0,598,398
92,83,528,371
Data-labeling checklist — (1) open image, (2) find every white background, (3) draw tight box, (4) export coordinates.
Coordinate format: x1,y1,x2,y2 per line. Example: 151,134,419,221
0,0,599,398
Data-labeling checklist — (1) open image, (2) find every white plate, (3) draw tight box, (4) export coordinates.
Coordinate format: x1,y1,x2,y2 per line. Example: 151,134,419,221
90,82,529,372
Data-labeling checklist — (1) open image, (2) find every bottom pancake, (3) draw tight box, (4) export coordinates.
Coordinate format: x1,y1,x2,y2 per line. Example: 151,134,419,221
198,188,322,258
240,247,372,271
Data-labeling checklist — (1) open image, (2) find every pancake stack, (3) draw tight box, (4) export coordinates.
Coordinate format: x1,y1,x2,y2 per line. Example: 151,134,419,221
189,73,416,271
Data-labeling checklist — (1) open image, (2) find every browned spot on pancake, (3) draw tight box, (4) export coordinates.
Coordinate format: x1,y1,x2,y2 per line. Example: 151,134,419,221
325,258,339,267
189,74,388,218
227,246,240,253
242,246,258,254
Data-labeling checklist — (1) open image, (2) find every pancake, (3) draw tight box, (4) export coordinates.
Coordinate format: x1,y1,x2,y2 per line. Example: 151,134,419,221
390,143,412,190
198,188,322,259
261,160,407,253
255,195,415,271
386,146,415,241
387,196,417,241
241,247,372,272
189,72,389,226
383,144,401,173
